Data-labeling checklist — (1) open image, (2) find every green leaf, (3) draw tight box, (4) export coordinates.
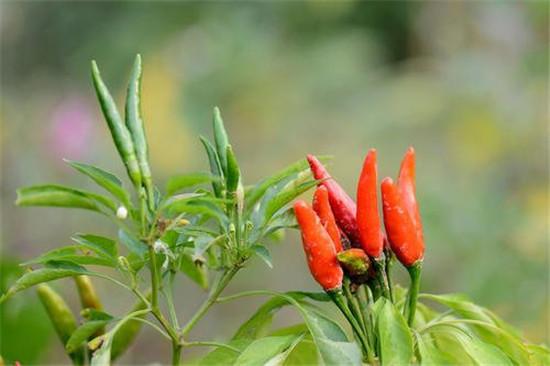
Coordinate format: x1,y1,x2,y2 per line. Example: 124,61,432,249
245,156,330,211
527,344,550,365
118,229,147,256
420,293,530,364
263,176,317,223
374,297,413,366
252,245,272,269
281,337,319,366
21,246,115,268
415,333,454,365
72,233,118,260
166,172,218,195
161,193,206,212
453,331,513,365
179,251,209,289
65,160,132,208
16,184,116,213
81,308,114,321
1,265,90,303
234,334,304,366
66,320,111,353
91,334,113,366
212,107,230,174
199,339,250,365
200,136,225,197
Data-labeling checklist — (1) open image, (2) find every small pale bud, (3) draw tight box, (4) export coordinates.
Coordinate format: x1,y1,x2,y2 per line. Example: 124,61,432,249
117,256,131,271
116,206,128,219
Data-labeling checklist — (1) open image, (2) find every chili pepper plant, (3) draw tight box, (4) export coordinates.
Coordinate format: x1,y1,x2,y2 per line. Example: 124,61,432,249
1,56,548,366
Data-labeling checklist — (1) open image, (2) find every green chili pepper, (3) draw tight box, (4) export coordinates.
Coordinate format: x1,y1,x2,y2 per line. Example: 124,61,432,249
74,275,102,310
200,136,225,198
125,54,154,209
111,296,149,360
91,60,142,189
225,144,240,194
36,283,85,365
212,107,229,174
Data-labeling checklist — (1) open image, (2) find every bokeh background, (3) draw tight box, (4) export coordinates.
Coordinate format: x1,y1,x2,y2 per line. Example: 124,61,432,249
1,1,548,364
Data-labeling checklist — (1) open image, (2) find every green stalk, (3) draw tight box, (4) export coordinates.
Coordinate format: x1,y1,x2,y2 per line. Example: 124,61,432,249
372,258,390,299
172,342,182,366
343,279,367,334
356,285,375,351
328,290,374,363
181,267,239,337
384,249,395,303
405,262,422,326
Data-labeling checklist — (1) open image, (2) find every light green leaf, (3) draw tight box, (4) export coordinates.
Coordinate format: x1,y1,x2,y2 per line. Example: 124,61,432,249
166,172,218,195
252,245,272,269
200,136,225,198
235,334,303,366
1,264,90,303
527,344,550,365
118,229,147,256
415,333,454,365
161,192,206,212
65,160,132,208
374,297,413,365
21,246,115,268
16,184,116,213
453,331,513,365
179,252,209,289
66,320,111,353
263,177,317,223
420,293,530,364
199,339,250,365
72,233,118,260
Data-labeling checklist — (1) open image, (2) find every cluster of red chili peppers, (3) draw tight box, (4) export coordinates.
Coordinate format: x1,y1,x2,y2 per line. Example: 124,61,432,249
294,147,424,362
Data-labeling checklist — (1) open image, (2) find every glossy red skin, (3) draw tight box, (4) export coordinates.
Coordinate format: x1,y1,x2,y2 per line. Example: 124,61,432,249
307,154,361,245
381,178,424,267
294,200,343,291
313,186,344,253
356,149,383,258
397,147,424,247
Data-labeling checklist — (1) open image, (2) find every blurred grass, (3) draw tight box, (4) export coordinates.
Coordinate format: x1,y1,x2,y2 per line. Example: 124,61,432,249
1,1,548,363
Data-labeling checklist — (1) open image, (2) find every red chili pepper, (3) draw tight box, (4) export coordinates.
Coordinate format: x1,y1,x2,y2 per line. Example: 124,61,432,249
381,177,424,266
312,186,344,253
294,200,343,291
356,149,384,258
397,147,424,246
307,154,360,245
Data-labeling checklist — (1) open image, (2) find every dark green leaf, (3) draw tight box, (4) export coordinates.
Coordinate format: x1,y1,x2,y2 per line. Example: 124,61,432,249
65,160,132,208
374,297,413,365
21,246,115,268
66,320,111,353
200,136,225,197
263,176,317,223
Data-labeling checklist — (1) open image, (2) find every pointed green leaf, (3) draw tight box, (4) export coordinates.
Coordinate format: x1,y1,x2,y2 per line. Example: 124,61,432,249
199,339,250,365
213,107,229,174
118,229,147,256
72,233,118,260
166,172,218,195
1,265,90,303
374,297,413,365
21,246,115,268
252,245,273,269
234,334,304,366
200,136,225,197
263,176,317,223
65,160,132,208
66,320,111,353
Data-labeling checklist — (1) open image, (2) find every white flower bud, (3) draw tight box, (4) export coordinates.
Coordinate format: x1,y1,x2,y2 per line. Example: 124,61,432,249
116,206,128,220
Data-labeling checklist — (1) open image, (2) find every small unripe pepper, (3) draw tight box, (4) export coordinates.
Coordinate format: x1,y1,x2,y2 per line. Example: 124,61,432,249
294,200,343,291
381,177,424,266
337,248,370,279
307,154,361,245
36,283,85,365
74,275,102,311
312,186,343,253
356,149,384,258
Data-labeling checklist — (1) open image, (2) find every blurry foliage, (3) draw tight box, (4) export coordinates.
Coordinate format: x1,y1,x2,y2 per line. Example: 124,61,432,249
1,1,548,363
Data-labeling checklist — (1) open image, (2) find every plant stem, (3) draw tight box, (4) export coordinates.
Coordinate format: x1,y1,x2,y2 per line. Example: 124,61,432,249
328,290,374,364
172,342,182,366
372,258,390,300
343,279,367,334
384,249,395,303
149,246,160,310
181,266,239,337
356,286,375,351
405,262,422,327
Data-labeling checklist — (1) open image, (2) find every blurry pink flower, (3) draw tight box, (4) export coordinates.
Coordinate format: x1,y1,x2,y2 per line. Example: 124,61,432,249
49,97,94,160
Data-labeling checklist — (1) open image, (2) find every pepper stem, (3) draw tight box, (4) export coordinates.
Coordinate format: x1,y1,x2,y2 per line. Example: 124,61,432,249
384,249,395,303
405,262,422,326
328,289,374,363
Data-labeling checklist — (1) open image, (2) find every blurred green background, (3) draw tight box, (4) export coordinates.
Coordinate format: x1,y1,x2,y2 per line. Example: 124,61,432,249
1,1,548,364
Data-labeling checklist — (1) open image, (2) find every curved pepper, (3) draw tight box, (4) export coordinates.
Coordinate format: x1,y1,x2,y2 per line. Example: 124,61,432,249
294,200,343,291
74,275,102,310
307,154,360,245
36,283,85,365
381,177,424,266
356,149,384,258
312,186,343,253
